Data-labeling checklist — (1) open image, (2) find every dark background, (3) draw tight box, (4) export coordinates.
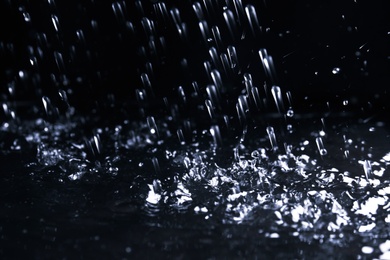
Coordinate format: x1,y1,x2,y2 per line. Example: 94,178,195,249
1,0,390,117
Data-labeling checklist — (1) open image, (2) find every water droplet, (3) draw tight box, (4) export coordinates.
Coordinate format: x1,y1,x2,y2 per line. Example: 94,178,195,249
361,246,374,254
210,125,222,146
271,85,285,114
223,9,239,41
211,25,223,50
177,86,187,105
42,96,59,122
206,84,221,110
266,126,278,151
22,11,31,23
147,116,159,137
199,20,212,45
315,137,327,156
192,2,205,21
227,45,238,70
286,109,294,117
251,150,260,158
245,5,261,37
205,99,215,119
236,95,248,125
51,15,60,32
362,160,372,180
177,129,185,145
259,48,277,83
332,67,341,74
209,47,222,70
210,70,224,93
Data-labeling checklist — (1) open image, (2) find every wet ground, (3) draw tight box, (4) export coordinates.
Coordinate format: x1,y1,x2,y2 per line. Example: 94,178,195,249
1,113,390,259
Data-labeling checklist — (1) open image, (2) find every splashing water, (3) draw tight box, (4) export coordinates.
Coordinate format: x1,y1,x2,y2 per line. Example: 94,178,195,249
1,0,390,259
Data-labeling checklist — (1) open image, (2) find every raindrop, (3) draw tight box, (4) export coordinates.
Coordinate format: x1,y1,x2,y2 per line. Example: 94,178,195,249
250,87,262,111
251,150,260,158
147,116,159,137
58,89,70,114
136,89,147,106
140,73,154,98
259,49,277,83
198,21,211,46
205,99,215,119
243,73,253,92
177,129,185,145
206,84,221,110
271,85,285,114
245,5,261,37
53,51,65,73
286,91,293,107
22,11,31,23
223,115,230,129
42,96,59,122
286,108,294,117
141,17,156,39
192,2,205,21
315,137,327,156
210,69,224,92
76,29,86,46
227,45,239,70
152,158,161,176
362,160,372,180
231,0,245,26
177,86,187,106
210,125,222,146
51,15,60,32
85,134,102,160
211,25,223,50
332,67,341,74
266,126,278,151
209,47,222,70
202,0,217,18
192,81,200,97
236,95,249,125
154,2,169,24
220,53,231,78
223,9,239,41
135,1,144,17
204,61,212,81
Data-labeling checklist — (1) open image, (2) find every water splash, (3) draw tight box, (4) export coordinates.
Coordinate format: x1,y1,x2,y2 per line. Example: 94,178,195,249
1,1,390,259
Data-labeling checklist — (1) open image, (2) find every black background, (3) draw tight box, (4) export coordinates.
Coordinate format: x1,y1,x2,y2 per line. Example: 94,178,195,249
1,0,390,116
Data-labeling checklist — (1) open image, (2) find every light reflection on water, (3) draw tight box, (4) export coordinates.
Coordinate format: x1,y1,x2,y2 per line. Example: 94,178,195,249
1,114,390,258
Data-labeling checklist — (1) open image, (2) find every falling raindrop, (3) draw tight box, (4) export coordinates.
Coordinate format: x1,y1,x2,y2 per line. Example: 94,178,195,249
245,5,261,37
266,126,278,151
362,160,372,180
259,49,278,84
332,67,341,74
286,108,294,117
316,137,327,156
51,15,60,32
223,9,239,41
271,85,285,114
147,116,159,137
210,125,222,146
